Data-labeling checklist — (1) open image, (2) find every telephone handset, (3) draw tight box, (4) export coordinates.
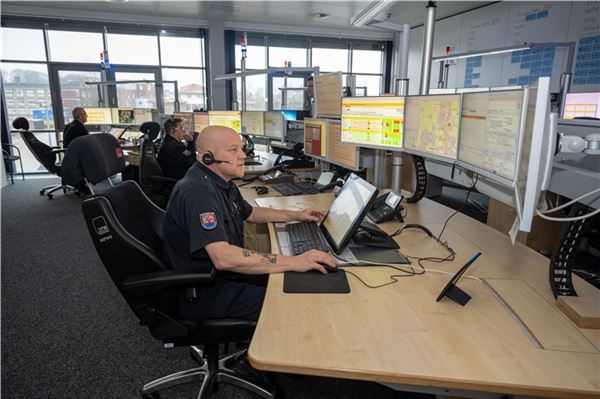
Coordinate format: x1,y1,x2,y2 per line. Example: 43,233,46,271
368,191,404,224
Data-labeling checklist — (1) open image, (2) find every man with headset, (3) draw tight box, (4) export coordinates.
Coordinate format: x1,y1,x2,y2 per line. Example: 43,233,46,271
162,125,337,322
157,117,197,179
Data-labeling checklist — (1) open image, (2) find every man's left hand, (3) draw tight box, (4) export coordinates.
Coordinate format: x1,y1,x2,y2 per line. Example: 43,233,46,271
296,208,326,223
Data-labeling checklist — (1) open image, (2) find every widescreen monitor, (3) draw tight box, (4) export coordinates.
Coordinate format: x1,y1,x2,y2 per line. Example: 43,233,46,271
85,108,113,125
208,110,241,133
263,111,285,140
341,96,404,150
327,120,359,170
111,108,135,125
562,92,600,119
193,112,209,133
457,90,525,185
314,72,342,118
108,127,126,139
320,173,379,254
403,94,461,161
304,118,328,159
133,108,158,125
173,112,194,134
121,129,144,141
241,111,265,136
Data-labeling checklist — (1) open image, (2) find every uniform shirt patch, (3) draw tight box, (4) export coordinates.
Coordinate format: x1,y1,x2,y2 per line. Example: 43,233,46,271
183,149,191,156
199,212,218,230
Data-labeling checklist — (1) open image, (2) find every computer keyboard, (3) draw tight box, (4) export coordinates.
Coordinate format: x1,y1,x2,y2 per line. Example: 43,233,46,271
273,181,320,196
286,222,330,255
244,160,262,166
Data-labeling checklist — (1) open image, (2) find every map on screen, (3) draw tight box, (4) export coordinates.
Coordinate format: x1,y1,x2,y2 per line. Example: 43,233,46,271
241,111,265,136
264,112,285,140
208,111,241,133
341,96,404,150
403,94,461,160
562,92,600,119
458,90,525,182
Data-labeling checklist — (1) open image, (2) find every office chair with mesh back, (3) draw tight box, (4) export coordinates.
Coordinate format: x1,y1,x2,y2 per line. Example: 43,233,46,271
138,137,177,209
12,117,75,199
75,134,276,399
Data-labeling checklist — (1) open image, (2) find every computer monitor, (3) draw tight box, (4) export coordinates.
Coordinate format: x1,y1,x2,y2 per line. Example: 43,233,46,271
403,94,461,161
121,129,144,142
457,89,526,186
108,127,126,139
111,108,135,125
133,108,159,125
320,173,379,253
314,72,342,118
562,92,600,119
341,96,405,150
304,118,328,159
263,111,285,140
327,120,359,170
85,108,113,125
193,112,209,133
279,110,297,121
173,112,194,134
208,110,241,133
241,111,265,136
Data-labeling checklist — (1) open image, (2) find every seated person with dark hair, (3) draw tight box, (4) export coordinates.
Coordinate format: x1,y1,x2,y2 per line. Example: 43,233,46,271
157,117,196,180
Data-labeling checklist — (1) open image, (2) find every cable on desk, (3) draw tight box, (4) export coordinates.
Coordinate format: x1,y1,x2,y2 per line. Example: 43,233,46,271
332,253,424,289
437,173,479,241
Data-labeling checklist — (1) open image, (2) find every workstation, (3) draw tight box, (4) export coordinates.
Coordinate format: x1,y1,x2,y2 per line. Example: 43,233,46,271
1,1,599,399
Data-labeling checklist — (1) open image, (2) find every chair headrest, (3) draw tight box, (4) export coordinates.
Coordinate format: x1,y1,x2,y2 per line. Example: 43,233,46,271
12,117,30,130
63,134,126,185
139,121,161,141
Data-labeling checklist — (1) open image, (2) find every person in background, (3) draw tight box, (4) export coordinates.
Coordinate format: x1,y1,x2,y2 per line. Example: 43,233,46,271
63,107,89,148
157,117,196,180
306,76,315,117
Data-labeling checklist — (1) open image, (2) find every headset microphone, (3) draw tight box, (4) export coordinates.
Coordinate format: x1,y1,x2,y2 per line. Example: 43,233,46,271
202,151,233,165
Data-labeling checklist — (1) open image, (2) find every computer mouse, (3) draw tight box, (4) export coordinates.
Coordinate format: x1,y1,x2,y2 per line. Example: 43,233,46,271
320,263,338,273
354,230,372,241
255,186,269,195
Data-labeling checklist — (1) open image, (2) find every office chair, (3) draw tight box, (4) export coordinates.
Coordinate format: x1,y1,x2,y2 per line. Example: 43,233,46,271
2,143,24,184
138,137,177,209
12,117,75,199
139,121,161,141
76,134,276,399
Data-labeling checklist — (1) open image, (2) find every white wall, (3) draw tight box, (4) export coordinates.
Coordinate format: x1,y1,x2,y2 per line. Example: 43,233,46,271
407,2,600,94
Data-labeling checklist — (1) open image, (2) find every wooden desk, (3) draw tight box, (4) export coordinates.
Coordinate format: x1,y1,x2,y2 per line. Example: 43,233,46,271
248,194,600,399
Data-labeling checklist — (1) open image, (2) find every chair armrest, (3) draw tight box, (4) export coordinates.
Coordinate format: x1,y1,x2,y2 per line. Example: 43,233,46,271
149,175,178,185
123,269,215,296
50,148,66,155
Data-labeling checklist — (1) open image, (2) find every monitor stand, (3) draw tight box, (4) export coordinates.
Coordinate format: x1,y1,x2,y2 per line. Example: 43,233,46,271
352,221,399,249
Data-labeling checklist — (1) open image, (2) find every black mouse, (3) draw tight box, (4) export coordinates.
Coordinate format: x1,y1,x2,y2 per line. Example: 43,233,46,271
320,263,338,273
255,186,269,195
353,230,372,241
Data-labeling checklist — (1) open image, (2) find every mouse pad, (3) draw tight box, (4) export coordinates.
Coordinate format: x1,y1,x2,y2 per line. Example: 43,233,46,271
283,270,350,294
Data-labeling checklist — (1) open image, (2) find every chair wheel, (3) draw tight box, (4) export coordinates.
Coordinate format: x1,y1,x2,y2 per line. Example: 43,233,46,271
39,190,45,195
63,188,67,193
142,393,160,399
47,194,53,199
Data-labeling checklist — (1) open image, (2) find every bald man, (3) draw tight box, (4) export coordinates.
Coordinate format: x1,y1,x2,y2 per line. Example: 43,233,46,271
161,125,337,322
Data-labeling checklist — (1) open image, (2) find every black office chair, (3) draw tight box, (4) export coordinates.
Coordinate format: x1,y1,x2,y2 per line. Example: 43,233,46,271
139,121,161,141
75,134,275,399
12,117,75,199
138,137,177,209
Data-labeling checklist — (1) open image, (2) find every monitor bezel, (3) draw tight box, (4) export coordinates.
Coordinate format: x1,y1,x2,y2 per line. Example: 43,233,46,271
340,95,406,151
455,88,528,189
402,93,462,162
320,173,379,254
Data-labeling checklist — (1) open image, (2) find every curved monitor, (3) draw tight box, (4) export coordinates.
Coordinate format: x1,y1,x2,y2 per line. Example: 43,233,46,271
341,96,405,150
403,94,461,161
457,89,526,186
264,111,285,140
314,72,342,118
241,111,265,136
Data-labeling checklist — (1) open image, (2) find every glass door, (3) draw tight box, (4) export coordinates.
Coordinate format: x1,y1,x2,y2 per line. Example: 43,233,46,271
112,66,161,111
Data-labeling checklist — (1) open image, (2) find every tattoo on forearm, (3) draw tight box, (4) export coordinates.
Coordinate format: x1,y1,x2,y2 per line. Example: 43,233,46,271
260,254,277,264
242,249,254,257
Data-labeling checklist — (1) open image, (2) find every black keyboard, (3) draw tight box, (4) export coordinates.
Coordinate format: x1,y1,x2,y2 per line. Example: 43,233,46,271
273,181,319,196
244,160,262,166
286,222,330,255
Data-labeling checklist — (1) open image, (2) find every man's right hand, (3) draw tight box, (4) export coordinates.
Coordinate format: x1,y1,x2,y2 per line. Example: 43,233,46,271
291,249,338,274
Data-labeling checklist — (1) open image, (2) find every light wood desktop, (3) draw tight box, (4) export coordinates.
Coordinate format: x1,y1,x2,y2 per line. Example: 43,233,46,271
247,193,600,399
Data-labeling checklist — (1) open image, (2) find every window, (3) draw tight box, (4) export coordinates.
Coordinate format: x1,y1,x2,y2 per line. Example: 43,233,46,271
354,75,382,96
269,46,307,68
272,77,304,110
114,72,157,108
1,27,46,61
6,90,13,96
312,46,349,73
36,89,45,95
48,30,103,63
26,90,35,96
160,36,204,67
7,99,14,105
162,68,206,113
352,47,383,74
18,99,25,105
16,90,23,96
236,75,267,111
107,33,159,65
235,45,266,70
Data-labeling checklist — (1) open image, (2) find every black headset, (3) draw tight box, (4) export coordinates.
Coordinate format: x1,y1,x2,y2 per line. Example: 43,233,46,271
202,151,231,165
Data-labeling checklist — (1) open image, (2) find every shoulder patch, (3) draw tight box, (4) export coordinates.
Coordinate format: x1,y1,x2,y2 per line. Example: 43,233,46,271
183,149,191,156
199,212,218,230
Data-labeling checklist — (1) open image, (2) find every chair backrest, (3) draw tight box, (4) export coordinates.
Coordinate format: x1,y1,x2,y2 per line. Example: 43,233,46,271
13,118,59,174
139,121,161,141
139,138,165,194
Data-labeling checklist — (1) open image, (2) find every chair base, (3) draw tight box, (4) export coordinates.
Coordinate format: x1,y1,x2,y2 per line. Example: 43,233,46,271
141,345,277,399
39,184,76,199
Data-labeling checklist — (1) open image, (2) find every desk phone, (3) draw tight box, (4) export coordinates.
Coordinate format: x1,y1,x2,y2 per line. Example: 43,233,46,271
368,191,404,224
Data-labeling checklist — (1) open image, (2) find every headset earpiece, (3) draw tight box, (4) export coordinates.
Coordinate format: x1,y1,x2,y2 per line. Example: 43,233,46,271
202,151,215,165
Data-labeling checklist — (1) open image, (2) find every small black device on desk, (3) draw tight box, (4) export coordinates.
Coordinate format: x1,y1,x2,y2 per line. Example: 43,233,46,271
368,191,404,224
272,171,335,196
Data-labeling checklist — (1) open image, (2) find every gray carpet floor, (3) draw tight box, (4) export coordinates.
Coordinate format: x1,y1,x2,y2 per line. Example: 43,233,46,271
1,178,433,399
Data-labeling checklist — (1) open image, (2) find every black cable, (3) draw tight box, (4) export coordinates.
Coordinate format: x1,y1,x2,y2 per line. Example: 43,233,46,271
331,253,423,289
437,174,479,241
